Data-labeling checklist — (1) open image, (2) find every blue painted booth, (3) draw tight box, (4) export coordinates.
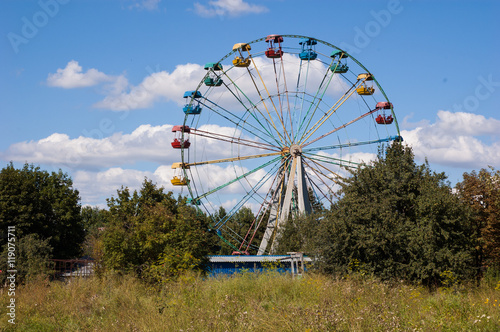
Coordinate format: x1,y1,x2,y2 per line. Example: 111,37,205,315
207,254,311,277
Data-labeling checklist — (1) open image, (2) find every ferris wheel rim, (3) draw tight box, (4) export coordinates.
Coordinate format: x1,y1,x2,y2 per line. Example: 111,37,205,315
175,34,401,254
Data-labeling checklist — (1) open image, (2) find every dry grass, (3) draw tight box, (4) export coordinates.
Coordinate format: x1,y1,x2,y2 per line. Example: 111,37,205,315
1,271,500,331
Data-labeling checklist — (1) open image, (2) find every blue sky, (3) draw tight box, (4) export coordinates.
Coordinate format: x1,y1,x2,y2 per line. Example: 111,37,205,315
1,0,499,208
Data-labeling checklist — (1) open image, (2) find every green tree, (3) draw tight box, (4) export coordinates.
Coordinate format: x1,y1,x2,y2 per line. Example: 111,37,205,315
81,206,108,234
456,167,500,270
80,206,109,275
99,179,214,282
0,163,84,259
0,234,53,283
317,143,475,286
275,212,324,255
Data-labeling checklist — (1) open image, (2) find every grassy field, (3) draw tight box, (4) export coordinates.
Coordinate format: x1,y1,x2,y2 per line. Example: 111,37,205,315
1,271,500,331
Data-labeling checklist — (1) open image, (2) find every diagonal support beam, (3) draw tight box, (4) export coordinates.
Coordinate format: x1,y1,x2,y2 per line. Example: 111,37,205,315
269,157,298,254
257,169,285,255
296,155,312,214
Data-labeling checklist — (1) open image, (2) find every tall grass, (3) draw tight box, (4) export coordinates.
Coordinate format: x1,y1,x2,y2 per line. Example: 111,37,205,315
1,271,500,331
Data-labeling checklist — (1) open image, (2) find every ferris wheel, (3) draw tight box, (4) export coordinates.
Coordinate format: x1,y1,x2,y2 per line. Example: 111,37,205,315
170,34,401,255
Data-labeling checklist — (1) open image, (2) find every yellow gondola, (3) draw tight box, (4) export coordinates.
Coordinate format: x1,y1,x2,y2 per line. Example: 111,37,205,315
232,56,251,67
171,163,190,186
356,86,375,95
232,43,251,67
356,73,375,95
171,176,189,186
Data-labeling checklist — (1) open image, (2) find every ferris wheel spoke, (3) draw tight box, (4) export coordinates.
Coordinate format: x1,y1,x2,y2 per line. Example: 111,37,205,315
293,58,321,143
220,71,288,145
247,54,293,145
238,161,290,254
303,158,342,187
240,165,287,252
200,97,281,147
298,76,369,145
213,158,282,228
303,152,360,169
276,56,294,141
301,107,380,148
302,156,346,182
186,152,281,168
241,63,287,144
271,59,285,128
306,177,335,209
303,135,401,154
294,58,337,142
190,128,280,152
192,156,281,204
293,61,307,141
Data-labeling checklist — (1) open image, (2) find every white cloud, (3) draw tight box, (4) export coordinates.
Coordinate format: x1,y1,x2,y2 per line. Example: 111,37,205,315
47,60,122,89
193,0,268,17
74,165,193,207
401,110,500,168
2,124,175,170
91,53,350,112
93,63,204,111
1,123,257,171
74,167,155,206
73,163,267,207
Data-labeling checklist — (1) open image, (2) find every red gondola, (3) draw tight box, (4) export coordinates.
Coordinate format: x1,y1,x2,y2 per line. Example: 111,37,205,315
171,125,191,149
375,102,394,124
265,34,284,58
376,114,394,125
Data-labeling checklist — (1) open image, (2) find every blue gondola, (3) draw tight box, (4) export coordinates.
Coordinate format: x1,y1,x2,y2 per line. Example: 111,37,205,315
299,38,317,60
183,105,202,115
183,91,202,115
330,64,349,73
204,63,223,86
330,50,349,73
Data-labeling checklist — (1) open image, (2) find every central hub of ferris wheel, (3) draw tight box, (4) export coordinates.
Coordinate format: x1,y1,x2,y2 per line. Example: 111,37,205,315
289,144,302,157
282,144,302,157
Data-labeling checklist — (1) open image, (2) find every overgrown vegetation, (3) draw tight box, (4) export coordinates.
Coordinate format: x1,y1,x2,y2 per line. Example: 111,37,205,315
1,272,500,331
98,179,216,282
456,167,500,277
278,143,482,287
0,163,84,283
326,143,475,286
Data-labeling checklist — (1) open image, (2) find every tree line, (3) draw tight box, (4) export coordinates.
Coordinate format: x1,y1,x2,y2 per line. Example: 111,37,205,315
1,143,499,286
